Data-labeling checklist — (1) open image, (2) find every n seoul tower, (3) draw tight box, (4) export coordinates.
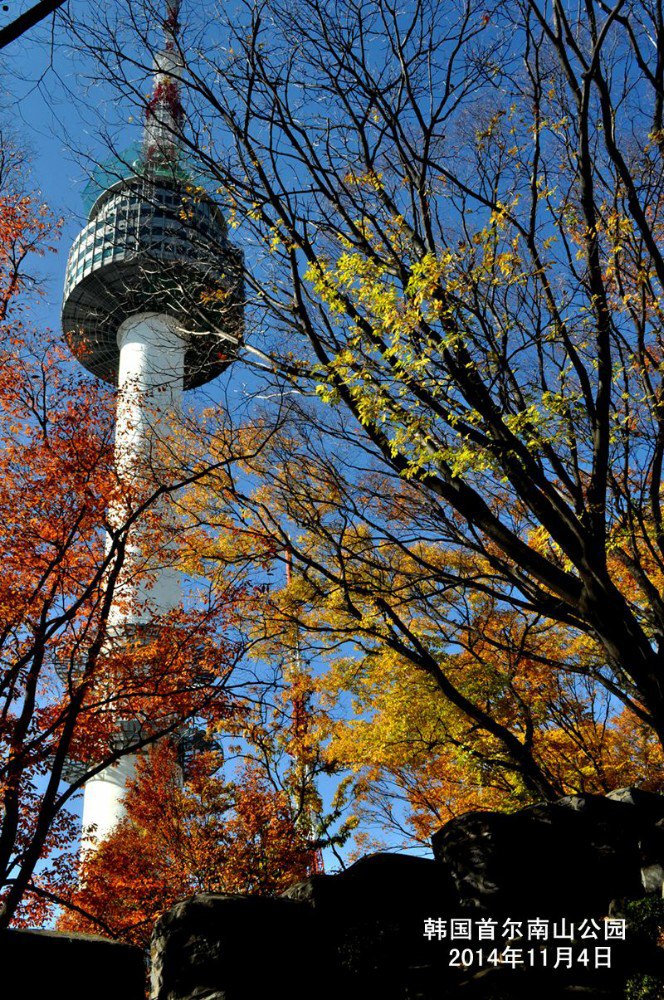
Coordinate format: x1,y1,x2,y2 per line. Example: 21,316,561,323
61,0,242,850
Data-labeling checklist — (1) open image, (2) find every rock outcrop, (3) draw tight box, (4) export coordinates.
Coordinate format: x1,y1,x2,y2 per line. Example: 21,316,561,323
431,789,664,916
11,787,661,999
150,788,664,999
150,854,457,1000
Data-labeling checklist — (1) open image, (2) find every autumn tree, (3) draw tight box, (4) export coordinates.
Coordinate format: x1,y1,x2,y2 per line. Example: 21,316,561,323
59,653,350,945
58,742,314,945
314,607,664,844
0,134,57,321
190,437,664,841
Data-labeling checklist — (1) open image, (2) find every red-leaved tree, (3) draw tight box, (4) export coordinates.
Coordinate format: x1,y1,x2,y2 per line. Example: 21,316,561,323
60,739,317,945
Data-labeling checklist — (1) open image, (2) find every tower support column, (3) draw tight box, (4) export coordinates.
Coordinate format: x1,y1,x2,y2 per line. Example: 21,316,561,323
113,311,187,620
116,311,186,464
81,313,187,854
80,755,138,852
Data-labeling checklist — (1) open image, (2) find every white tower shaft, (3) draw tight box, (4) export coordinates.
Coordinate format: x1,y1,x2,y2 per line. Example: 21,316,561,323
81,313,186,853
113,312,186,622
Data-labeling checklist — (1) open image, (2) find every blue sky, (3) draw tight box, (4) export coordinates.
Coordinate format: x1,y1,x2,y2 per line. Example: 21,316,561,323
2,3,107,320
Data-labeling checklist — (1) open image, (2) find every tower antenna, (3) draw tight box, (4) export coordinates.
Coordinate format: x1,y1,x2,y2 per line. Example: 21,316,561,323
284,541,325,874
144,0,185,169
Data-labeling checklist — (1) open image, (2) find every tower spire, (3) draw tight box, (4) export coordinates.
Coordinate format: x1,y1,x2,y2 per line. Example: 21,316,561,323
144,0,185,169
164,0,181,49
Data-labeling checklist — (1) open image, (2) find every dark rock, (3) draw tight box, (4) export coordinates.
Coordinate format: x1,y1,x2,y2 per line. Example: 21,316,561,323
637,818,664,893
284,850,457,912
150,855,459,1000
453,961,622,998
640,860,664,893
150,893,315,1000
432,794,646,916
0,928,145,999
606,786,664,821
284,852,459,999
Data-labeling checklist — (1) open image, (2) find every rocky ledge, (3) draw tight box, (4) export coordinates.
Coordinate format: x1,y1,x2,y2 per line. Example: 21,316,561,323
150,787,664,1000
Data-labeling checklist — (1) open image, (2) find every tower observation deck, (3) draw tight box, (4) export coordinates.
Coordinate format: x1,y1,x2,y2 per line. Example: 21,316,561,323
61,0,243,852
62,33,243,386
62,169,242,387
